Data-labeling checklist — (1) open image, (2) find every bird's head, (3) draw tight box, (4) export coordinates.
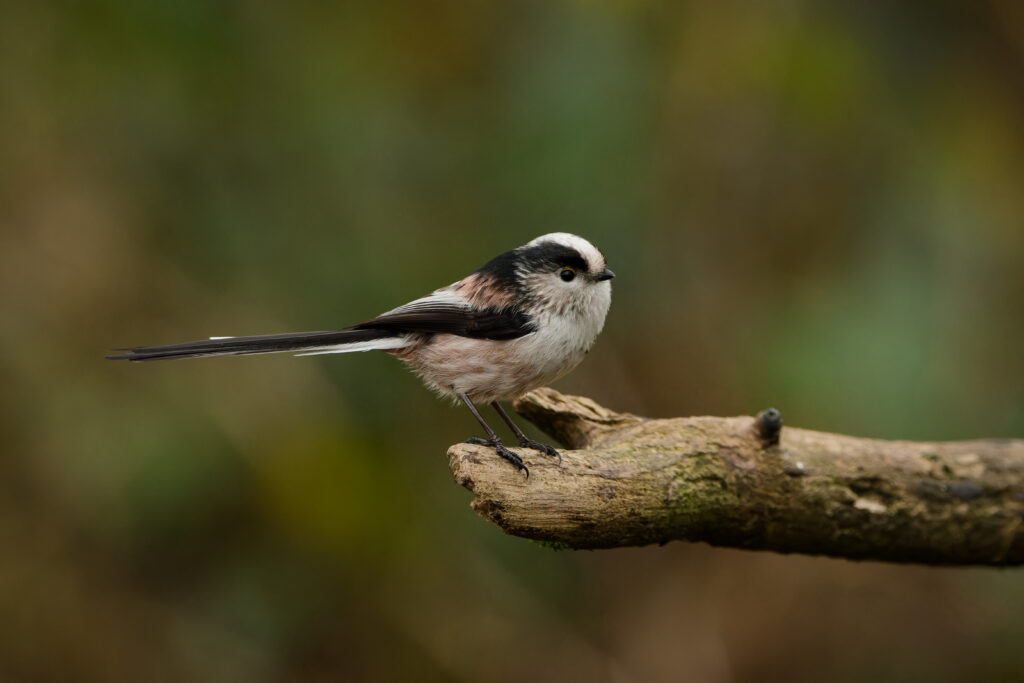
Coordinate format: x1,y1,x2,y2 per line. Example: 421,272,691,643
514,233,614,321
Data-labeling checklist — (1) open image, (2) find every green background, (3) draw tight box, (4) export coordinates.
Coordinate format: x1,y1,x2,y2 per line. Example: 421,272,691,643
2,2,1022,681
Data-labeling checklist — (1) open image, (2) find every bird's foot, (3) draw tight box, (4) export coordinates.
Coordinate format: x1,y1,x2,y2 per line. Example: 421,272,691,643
465,437,529,477
516,437,562,463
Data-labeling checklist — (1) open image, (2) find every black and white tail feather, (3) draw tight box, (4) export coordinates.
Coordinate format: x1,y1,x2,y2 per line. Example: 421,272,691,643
106,292,533,362
109,233,614,476
107,328,405,361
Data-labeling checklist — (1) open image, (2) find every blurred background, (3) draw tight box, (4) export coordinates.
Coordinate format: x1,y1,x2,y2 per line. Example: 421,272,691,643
2,1,1023,681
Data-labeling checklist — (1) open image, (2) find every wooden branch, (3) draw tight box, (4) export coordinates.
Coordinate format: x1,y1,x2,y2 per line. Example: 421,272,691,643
447,388,1024,566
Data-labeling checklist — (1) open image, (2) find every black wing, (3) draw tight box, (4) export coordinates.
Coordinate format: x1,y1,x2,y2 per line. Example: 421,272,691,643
353,297,535,341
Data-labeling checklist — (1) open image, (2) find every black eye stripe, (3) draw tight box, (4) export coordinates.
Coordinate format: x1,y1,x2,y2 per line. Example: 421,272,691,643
557,255,588,272
518,243,590,274
473,241,597,296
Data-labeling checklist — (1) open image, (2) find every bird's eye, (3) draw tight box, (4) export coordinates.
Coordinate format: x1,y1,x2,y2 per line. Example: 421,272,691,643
560,268,576,282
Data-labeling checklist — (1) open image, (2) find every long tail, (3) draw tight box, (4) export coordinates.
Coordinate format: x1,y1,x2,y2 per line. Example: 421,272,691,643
107,328,410,361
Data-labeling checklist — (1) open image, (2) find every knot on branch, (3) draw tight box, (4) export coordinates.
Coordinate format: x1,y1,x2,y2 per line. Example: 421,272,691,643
754,407,783,445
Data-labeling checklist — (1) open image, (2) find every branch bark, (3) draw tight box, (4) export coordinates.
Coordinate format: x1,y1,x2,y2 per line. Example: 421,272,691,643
447,388,1024,566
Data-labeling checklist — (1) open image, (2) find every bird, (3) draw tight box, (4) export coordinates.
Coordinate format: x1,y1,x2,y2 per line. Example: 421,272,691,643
108,233,614,475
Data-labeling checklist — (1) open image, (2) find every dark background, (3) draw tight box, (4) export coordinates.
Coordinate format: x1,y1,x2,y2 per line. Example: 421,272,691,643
2,2,1023,681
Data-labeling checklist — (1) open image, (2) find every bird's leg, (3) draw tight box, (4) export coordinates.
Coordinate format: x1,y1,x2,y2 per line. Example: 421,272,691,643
492,402,561,463
456,392,528,477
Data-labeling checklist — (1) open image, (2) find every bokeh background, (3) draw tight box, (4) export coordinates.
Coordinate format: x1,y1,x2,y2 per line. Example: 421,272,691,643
2,2,1023,681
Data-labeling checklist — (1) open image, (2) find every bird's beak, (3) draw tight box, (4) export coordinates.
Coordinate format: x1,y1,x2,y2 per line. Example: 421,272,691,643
596,268,615,281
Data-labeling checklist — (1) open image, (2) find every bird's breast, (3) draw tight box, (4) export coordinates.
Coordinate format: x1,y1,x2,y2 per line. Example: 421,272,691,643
399,290,609,402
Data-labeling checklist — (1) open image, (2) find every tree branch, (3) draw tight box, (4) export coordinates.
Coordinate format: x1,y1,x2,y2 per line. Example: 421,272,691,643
448,388,1024,565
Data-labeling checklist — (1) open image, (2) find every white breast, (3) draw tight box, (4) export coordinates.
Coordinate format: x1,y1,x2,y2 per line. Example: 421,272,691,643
401,281,611,402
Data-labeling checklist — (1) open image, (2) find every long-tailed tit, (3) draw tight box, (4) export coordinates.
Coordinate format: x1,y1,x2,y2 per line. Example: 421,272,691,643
109,233,614,475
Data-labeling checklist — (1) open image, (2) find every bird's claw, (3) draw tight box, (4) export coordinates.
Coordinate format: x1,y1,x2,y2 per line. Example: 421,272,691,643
464,437,529,477
517,438,562,463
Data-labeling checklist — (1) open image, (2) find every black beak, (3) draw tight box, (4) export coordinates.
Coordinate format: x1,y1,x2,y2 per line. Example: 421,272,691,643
596,268,615,281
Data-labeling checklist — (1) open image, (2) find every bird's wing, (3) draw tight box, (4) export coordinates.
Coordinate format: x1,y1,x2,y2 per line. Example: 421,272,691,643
353,290,535,341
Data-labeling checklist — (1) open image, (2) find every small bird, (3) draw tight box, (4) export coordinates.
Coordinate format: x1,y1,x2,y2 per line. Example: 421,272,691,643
109,233,614,475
